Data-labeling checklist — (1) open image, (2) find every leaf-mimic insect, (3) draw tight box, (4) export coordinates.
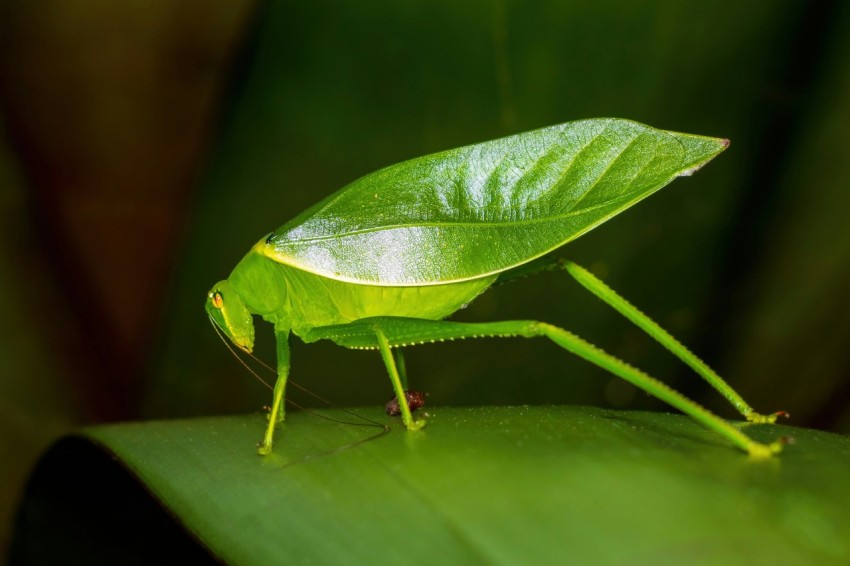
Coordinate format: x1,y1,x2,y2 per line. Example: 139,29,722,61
206,118,786,458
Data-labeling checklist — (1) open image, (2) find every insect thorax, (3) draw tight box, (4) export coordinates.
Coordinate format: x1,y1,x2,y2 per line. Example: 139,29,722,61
228,250,496,335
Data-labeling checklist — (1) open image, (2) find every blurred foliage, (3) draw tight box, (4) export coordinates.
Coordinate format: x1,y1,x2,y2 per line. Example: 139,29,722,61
1,0,850,557
0,120,79,559
720,16,850,430
0,0,257,553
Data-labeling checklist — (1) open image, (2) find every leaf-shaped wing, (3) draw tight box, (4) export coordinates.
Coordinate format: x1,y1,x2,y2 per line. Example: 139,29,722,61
261,118,728,285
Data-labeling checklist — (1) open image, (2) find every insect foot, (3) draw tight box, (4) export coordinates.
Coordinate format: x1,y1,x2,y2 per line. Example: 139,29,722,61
745,410,790,425
747,437,788,459
257,441,273,456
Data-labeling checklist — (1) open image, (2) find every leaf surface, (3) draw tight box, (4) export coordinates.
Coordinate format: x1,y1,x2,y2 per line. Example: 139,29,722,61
15,406,850,564
264,119,727,285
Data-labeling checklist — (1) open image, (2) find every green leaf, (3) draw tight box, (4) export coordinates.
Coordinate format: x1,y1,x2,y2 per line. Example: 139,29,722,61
15,406,850,563
265,119,728,285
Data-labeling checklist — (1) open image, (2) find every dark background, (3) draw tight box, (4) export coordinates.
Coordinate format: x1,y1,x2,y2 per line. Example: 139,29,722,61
2,0,848,553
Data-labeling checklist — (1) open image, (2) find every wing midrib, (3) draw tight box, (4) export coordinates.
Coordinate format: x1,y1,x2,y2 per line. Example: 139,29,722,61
274,188,650,246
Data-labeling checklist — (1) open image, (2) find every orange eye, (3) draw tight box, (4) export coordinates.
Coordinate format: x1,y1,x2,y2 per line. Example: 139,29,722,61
212,292,224,309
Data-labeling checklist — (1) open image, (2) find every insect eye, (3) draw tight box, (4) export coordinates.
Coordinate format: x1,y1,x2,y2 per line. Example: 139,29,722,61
212,292,224,309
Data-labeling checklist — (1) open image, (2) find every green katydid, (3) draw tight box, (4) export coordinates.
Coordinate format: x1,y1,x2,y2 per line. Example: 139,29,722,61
206,118,786,458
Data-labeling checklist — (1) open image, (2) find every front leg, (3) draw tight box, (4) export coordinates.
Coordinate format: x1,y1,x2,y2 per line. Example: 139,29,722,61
258,329,291,456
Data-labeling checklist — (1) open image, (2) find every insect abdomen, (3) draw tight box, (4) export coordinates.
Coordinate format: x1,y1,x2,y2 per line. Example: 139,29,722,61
277,263,496,336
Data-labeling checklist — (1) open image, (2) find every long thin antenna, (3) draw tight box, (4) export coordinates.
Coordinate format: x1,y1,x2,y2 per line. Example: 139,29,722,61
209,315,388,429
209,315,272,390
241,348,388,429
243,349,388,429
